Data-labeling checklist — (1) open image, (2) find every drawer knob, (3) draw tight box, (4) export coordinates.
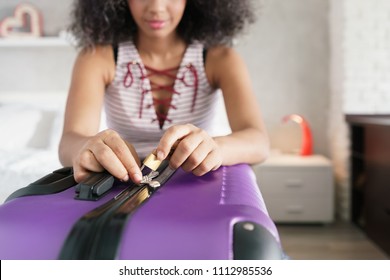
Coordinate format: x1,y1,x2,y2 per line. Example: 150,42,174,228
285,179,303,188
286,205,304,214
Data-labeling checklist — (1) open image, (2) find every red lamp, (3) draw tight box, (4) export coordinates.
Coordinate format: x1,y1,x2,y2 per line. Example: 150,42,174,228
282,114,313,156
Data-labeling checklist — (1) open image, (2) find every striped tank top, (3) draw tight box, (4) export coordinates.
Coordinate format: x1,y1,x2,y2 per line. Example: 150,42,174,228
104,41,222,158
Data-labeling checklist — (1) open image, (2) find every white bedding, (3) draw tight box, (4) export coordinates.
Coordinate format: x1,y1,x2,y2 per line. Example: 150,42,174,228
0,148,62,203
0,93,66,203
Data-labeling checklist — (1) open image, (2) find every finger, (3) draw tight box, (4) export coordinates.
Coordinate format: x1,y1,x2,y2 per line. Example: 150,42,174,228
124,142,142,182
181,141,212,172
73,150,105,182
73,166,92,183
102,135,142,183
73,166,91,183
169,133,204,169
192,151,221,176
78,149,105,172
156,124,195,161
90,144,131,182
124,141,141,166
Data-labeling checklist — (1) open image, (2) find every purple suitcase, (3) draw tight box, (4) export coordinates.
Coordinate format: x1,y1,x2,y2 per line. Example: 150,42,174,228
0,163,282,260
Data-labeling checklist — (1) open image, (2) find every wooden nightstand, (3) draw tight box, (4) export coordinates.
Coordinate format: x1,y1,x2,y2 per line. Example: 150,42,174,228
252,154,334,223
346,115,390,256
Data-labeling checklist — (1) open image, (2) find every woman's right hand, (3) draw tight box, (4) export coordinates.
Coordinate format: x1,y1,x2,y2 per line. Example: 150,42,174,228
72,129,142,183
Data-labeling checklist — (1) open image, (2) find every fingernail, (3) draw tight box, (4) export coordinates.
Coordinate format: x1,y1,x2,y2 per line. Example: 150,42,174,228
122,174,129,182
157,151,165,161
133,173,142,183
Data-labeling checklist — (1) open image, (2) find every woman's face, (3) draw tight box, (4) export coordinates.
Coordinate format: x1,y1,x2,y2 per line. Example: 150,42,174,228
128,0,187,40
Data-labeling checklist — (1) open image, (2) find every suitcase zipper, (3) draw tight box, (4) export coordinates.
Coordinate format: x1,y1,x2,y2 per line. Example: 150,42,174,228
58,183,142,259
58,158,176,260
88,164,176,259
87,185,151,259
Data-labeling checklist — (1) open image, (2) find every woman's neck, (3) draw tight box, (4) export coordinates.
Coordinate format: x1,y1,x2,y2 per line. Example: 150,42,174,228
135,33,187,68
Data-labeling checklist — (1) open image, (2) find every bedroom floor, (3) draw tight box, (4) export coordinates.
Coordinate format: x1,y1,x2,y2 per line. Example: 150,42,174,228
276,220,389,260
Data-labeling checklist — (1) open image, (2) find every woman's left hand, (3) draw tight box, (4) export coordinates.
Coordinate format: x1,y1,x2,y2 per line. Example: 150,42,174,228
156,124,223,176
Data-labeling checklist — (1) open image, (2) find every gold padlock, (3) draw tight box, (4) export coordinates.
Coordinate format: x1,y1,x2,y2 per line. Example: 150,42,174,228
142,153,162,171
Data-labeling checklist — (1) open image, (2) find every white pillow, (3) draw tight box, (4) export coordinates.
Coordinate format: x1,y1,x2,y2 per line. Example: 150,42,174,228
0,103,43,150
0,148,62,203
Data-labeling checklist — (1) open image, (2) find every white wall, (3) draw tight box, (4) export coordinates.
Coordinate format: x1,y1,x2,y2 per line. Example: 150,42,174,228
0,0,76,94
329,0,350,221
236,0,331,157
342,0,390,114
0,45,76,94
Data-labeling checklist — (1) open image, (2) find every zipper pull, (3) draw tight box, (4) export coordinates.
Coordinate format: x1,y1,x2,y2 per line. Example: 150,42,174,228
140,170,161,189
139,152,163,189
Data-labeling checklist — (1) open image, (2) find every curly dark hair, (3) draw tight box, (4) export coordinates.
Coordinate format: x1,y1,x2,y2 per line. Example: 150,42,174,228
69,0,257,48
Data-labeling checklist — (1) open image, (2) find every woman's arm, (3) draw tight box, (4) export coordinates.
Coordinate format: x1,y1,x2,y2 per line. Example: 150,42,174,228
59,46,142,183
207,45,270,165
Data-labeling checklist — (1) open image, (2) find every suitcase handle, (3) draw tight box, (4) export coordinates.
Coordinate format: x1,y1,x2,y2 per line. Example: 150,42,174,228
74,172,115,201
5,167,76,202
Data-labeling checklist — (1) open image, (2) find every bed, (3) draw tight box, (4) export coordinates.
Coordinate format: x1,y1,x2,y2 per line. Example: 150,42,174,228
0,93,69,203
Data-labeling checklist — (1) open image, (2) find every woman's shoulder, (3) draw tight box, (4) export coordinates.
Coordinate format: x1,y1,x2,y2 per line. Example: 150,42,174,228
206,45,241,66
205,45,244,84
77,45,114,59
75,45,116,84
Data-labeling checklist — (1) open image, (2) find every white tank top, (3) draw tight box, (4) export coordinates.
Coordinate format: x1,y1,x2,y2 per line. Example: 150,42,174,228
104,41,222,158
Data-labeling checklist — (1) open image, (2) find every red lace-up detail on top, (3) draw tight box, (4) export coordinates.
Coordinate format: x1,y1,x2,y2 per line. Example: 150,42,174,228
123,61,199,129
105,42,219,159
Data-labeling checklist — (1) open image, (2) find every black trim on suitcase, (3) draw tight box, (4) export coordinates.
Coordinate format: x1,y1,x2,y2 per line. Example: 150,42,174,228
59,161,176,260
58,183,142,259
90,164,176,259
5,167,76,202
233,221,282,260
